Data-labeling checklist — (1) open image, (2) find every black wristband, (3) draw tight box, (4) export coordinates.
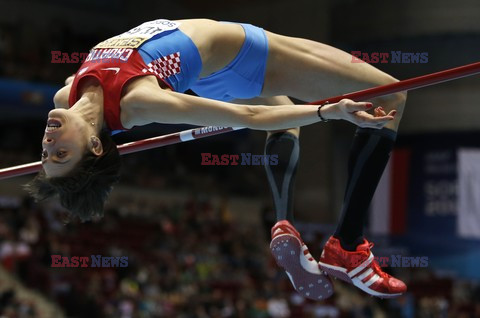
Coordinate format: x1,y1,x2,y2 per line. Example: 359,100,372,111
317,104,329,122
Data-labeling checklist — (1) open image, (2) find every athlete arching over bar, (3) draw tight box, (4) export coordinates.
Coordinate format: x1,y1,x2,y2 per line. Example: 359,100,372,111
25,19,406,299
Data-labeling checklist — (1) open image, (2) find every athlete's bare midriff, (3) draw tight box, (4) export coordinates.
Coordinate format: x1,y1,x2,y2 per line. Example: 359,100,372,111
175,19,246,78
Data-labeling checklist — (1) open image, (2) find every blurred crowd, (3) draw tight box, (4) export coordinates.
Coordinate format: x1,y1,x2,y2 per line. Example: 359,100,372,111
0,193,479,318
0,288,37,318
0,194,301,318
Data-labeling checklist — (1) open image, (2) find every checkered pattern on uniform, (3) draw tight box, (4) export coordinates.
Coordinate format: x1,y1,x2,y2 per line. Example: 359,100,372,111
142,52,181,79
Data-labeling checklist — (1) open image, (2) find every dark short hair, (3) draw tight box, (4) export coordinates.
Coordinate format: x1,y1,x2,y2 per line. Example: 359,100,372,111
25,130,121,222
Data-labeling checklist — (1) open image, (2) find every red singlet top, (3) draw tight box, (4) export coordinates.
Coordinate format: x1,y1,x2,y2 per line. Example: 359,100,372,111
68,50,168,131
68,20,181,131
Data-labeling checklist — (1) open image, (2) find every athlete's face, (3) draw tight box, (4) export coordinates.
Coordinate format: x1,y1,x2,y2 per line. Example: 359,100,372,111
41,109,92,177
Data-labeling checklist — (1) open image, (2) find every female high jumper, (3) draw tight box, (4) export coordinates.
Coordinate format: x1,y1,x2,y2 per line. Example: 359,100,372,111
26,18,406,300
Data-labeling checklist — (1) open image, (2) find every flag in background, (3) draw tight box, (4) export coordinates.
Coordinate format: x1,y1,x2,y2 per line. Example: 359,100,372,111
370,149,411,236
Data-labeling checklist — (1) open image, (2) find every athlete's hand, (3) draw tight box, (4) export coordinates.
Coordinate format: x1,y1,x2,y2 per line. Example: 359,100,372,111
320,99,396,128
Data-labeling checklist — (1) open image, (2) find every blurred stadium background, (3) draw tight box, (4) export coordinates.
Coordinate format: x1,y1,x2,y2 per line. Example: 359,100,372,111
1,0,480,317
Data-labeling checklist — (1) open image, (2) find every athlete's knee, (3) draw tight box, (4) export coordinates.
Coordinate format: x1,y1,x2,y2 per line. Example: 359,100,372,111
391,76,408,100
393,90,407,118
389,78,408,106
375,77,407,116
388,89,407,118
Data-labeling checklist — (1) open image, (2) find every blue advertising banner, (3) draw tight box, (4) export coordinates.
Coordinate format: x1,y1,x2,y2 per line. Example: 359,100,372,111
392,132,480,279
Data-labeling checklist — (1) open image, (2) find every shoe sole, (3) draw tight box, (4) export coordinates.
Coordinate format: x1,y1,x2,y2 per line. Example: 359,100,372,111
271,234,333,300
318,261,402,299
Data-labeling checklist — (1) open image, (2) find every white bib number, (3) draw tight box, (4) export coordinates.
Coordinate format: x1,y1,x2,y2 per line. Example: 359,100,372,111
94,19,180,49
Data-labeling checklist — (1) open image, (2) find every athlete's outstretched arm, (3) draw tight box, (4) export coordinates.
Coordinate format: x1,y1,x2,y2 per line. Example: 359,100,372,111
121,86,396,130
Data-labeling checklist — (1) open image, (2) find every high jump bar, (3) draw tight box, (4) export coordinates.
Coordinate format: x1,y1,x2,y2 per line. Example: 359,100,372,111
1,61,480,180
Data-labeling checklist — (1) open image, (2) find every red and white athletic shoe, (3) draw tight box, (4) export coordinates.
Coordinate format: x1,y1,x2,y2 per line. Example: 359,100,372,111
270,220,333,300
318,236,406,298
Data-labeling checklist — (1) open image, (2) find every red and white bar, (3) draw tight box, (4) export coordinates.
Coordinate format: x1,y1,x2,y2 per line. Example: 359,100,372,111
1,61,480,180
311,61,480,105
117,126,243,155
